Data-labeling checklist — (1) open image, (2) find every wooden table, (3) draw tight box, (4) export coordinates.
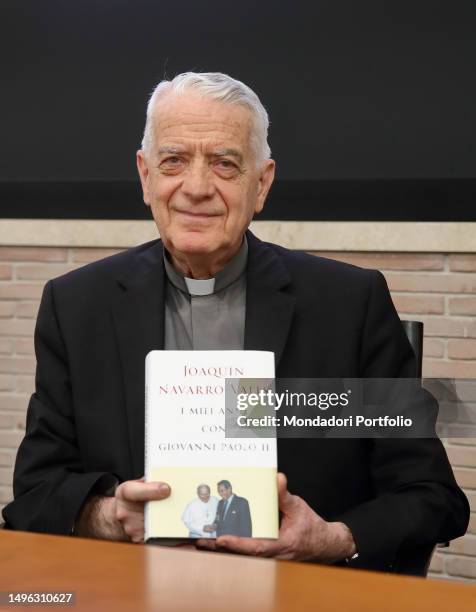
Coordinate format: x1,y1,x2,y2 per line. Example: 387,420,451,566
0,530,474,611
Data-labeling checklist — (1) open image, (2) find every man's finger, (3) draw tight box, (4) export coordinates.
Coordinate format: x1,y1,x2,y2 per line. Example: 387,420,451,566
116,480,170,503
215,535,282,557
195,539,219,551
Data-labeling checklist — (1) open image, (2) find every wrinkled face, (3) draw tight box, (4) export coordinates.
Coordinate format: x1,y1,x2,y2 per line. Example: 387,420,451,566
197,486,210,502
217,484,232,500
137,92,274,267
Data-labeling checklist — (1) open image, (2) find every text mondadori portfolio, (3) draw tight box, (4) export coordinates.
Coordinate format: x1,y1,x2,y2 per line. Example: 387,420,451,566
236,415,413,428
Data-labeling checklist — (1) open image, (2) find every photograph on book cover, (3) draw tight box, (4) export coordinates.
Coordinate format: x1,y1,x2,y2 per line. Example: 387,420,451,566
147,466,278,539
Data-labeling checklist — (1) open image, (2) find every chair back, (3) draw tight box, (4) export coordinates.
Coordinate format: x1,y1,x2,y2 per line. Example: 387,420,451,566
401,320,424,378
394,319,442,576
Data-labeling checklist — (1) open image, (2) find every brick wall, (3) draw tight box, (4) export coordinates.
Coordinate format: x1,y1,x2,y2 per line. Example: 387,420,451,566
0,246,475,581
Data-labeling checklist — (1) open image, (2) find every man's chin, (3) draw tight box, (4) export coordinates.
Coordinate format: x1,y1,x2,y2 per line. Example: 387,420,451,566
169,234,220,258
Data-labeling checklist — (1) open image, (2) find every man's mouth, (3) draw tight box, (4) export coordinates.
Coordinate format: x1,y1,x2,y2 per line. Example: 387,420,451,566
174,210,221,219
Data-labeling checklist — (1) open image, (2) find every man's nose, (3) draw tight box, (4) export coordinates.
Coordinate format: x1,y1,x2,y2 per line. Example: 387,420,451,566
180,161,215,201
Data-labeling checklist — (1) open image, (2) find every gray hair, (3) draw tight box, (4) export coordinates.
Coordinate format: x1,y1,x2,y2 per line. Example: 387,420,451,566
141,72,271,163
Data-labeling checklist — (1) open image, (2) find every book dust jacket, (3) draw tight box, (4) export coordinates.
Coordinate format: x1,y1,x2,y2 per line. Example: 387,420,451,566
145,350,278,541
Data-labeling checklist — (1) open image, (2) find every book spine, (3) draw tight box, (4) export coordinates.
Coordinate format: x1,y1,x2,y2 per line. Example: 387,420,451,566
144,356,150,540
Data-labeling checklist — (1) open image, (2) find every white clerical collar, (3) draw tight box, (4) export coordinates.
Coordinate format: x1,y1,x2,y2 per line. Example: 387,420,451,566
163,236,248,297
184,277,215,296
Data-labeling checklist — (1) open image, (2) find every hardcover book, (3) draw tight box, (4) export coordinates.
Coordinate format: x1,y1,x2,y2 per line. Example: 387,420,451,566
145,350,278,541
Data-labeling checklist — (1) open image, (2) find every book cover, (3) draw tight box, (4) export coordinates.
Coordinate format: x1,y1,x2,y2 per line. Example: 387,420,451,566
145,350,278,541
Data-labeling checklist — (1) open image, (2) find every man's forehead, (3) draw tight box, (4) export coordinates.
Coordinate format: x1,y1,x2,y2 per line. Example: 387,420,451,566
152,93,253,143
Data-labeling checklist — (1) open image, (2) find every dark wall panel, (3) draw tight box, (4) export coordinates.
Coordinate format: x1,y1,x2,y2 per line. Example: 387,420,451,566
1,1,475,218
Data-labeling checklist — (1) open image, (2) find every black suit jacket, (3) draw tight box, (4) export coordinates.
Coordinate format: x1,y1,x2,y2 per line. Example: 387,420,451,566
3,232,469,571
215,495,252,538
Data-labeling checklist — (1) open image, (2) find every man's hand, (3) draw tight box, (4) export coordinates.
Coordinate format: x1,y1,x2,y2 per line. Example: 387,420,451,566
196,473,356,562
74,478,170,543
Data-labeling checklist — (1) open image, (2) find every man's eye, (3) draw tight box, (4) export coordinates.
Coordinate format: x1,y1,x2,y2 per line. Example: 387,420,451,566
159,157,185,172
215,160,237,171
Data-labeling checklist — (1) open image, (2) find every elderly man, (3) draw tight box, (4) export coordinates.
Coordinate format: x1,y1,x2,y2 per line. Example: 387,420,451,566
3,72,468,570
181,484,218,538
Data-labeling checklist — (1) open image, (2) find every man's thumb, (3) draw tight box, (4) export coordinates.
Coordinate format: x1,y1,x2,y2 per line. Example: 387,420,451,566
277,472,295,512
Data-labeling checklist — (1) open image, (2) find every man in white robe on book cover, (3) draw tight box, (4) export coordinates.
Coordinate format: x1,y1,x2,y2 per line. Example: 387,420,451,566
181,484,218,538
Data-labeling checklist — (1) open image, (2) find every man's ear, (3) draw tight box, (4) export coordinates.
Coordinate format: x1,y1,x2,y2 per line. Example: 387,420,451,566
254,159,275,215
136,150,151,206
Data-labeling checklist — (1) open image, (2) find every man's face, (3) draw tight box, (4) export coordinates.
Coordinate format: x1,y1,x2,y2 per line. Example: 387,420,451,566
197,487,210,503
217,484,232,500
137,92,275,268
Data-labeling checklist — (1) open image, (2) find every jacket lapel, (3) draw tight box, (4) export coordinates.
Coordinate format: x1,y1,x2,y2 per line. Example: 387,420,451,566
245,232,295,371
220,499,226,520
111,240,165,478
